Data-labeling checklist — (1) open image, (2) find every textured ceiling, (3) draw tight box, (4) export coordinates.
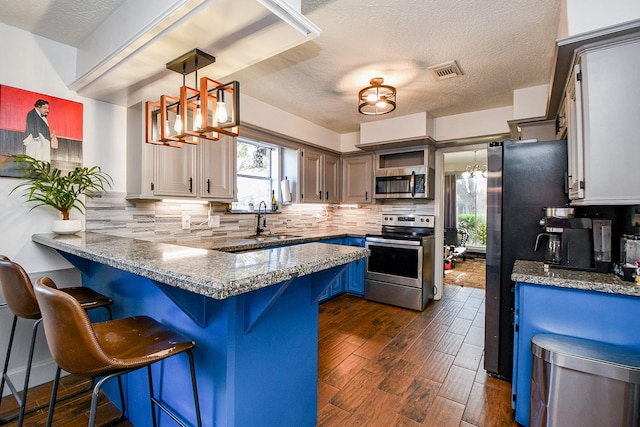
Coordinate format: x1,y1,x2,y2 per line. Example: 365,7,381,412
0,0,562,135
0,0,126,46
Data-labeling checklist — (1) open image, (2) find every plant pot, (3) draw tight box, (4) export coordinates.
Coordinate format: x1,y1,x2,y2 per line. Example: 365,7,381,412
52,219,82,235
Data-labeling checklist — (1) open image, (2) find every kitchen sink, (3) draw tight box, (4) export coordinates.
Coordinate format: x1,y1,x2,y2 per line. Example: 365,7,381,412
253,234,302,242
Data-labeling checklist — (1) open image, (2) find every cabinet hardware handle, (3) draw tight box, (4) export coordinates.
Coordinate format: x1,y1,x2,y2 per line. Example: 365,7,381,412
326,191,329,200
206,179,211,193
189,177,193,193
319,191,322,200
151,182,154,191
365,191,368,201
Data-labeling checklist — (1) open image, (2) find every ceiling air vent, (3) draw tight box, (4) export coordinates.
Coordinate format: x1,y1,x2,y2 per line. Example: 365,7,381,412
428,60,463,80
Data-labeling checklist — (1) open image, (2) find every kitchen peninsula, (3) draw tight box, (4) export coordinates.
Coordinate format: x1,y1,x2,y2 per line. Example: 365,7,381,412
511,260,640,426
32,232,369,427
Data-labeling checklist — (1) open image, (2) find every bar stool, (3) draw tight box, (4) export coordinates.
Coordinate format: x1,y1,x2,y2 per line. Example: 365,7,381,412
34,277,202,427
0,256,113,425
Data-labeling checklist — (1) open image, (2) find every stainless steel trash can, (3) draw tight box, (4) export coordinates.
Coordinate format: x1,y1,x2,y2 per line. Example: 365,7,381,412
530,334,640,427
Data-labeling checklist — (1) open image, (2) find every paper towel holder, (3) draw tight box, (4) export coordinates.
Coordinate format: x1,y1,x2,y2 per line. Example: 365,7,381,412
280,177,292,204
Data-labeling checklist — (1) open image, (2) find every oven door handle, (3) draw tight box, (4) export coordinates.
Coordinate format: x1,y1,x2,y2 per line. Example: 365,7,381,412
366,237,422,246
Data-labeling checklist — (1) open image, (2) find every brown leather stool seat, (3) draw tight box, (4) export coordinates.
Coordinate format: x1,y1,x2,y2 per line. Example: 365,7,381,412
0,256,113,425
34,277,202,427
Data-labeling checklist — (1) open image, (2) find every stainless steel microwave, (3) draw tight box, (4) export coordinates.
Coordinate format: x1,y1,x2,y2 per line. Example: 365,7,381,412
375,167,434,199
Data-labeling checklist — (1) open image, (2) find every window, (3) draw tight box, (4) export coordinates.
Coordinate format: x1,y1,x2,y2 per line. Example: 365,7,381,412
455,173,487,248
235,138,279,210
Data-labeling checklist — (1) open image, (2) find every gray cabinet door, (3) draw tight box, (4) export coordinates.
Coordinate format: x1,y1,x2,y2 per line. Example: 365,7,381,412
200,135,236,200
342,154,373,203
154,143,197,197
323,153,340,203
301,149,323,203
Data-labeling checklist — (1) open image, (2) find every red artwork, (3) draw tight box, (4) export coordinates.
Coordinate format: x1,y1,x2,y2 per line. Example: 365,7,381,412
0,85,83,177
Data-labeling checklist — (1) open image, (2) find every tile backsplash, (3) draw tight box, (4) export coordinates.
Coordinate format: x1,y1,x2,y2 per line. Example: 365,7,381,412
86,192,435,244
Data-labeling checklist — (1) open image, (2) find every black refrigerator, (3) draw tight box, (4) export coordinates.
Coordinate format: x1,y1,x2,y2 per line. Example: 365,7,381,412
484,139,569,379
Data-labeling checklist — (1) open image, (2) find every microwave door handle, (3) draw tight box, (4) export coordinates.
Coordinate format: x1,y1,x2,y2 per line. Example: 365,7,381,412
410,171,415,197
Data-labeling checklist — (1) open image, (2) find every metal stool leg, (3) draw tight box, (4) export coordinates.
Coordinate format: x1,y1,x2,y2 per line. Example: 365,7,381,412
88,372,126,427
186,350,202,427
147,351,202,427
0,316,41,426
45,367,61,427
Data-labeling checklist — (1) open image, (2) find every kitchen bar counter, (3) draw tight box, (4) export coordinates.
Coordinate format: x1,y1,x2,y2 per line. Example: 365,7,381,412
32,232,368,299
32,232,369,427
511,259,639,296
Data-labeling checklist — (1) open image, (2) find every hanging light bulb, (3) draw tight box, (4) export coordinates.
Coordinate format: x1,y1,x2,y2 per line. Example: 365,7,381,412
216,89,228,124
194,104,202,130
173,112,182,134
164,119,171,136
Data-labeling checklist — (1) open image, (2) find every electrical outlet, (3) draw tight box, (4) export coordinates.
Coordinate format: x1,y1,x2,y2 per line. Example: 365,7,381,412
208,215,220,228
181,215,191,230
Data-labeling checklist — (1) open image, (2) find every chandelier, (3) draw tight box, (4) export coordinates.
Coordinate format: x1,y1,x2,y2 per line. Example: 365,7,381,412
461,151,487,181
145,49,240,147
358,77,396,115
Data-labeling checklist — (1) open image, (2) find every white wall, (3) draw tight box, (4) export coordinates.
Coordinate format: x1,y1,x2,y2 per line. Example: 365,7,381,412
0,22,127,270
433,107,512,142
241,93,342,151
563,0,640,37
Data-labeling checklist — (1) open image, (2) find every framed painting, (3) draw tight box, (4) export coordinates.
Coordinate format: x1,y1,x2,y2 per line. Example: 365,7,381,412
0,85,83,177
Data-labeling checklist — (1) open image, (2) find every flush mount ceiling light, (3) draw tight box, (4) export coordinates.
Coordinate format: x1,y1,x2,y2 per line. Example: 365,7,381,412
146,49,240,147
358,77,396,116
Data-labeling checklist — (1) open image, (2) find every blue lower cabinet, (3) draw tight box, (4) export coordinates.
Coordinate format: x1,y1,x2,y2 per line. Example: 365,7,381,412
346,258,365,296
512,281,640,426
317,237,366,301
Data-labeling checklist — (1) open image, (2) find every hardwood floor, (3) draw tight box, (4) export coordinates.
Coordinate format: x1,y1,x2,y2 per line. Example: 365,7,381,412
317,285,517,427
444,258,486,289
0,374,132,426
3,280,515,427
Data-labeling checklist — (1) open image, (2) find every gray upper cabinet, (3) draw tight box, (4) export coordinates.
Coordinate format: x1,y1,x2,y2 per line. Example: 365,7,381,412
342,154,373,204
127,102,236,200
564,35,640,205
300,148,340,204
199,135,236,201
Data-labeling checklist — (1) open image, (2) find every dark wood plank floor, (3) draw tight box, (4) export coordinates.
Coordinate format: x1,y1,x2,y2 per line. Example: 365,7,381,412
317,285,517,427
0,374,132,426
3,282,516,427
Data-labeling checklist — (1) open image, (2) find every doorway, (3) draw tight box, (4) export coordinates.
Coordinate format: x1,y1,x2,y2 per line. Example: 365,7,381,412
442,148,487,289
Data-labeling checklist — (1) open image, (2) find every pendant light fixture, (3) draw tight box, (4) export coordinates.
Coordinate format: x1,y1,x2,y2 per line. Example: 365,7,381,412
358,77,396,115
146,49,240,147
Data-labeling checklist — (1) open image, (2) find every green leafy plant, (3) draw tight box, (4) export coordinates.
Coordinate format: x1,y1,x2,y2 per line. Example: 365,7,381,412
458,214,487,246
10,155,113,220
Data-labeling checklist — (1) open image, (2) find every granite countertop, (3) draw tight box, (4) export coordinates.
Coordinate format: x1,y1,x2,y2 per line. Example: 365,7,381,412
32,232,369,300
512,260,640,297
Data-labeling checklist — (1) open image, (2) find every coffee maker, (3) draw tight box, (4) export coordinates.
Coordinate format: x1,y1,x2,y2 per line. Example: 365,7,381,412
535,207,612,272
535,207,573,265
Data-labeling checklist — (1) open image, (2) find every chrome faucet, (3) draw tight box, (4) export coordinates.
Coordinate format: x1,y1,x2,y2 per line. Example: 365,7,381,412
256,201,268,236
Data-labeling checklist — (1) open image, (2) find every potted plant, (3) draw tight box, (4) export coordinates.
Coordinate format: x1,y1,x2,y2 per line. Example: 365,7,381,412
10,154,113,234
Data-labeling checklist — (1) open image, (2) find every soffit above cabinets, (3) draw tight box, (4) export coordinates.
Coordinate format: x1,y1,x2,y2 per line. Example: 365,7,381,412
69,0,321,107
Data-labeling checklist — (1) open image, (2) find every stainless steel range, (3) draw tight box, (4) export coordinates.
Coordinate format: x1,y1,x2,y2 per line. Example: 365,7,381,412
365,214,435,311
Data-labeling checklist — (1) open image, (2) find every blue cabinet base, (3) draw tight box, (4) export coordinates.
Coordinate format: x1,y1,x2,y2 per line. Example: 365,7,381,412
59,253,344,427
513,282,640,426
